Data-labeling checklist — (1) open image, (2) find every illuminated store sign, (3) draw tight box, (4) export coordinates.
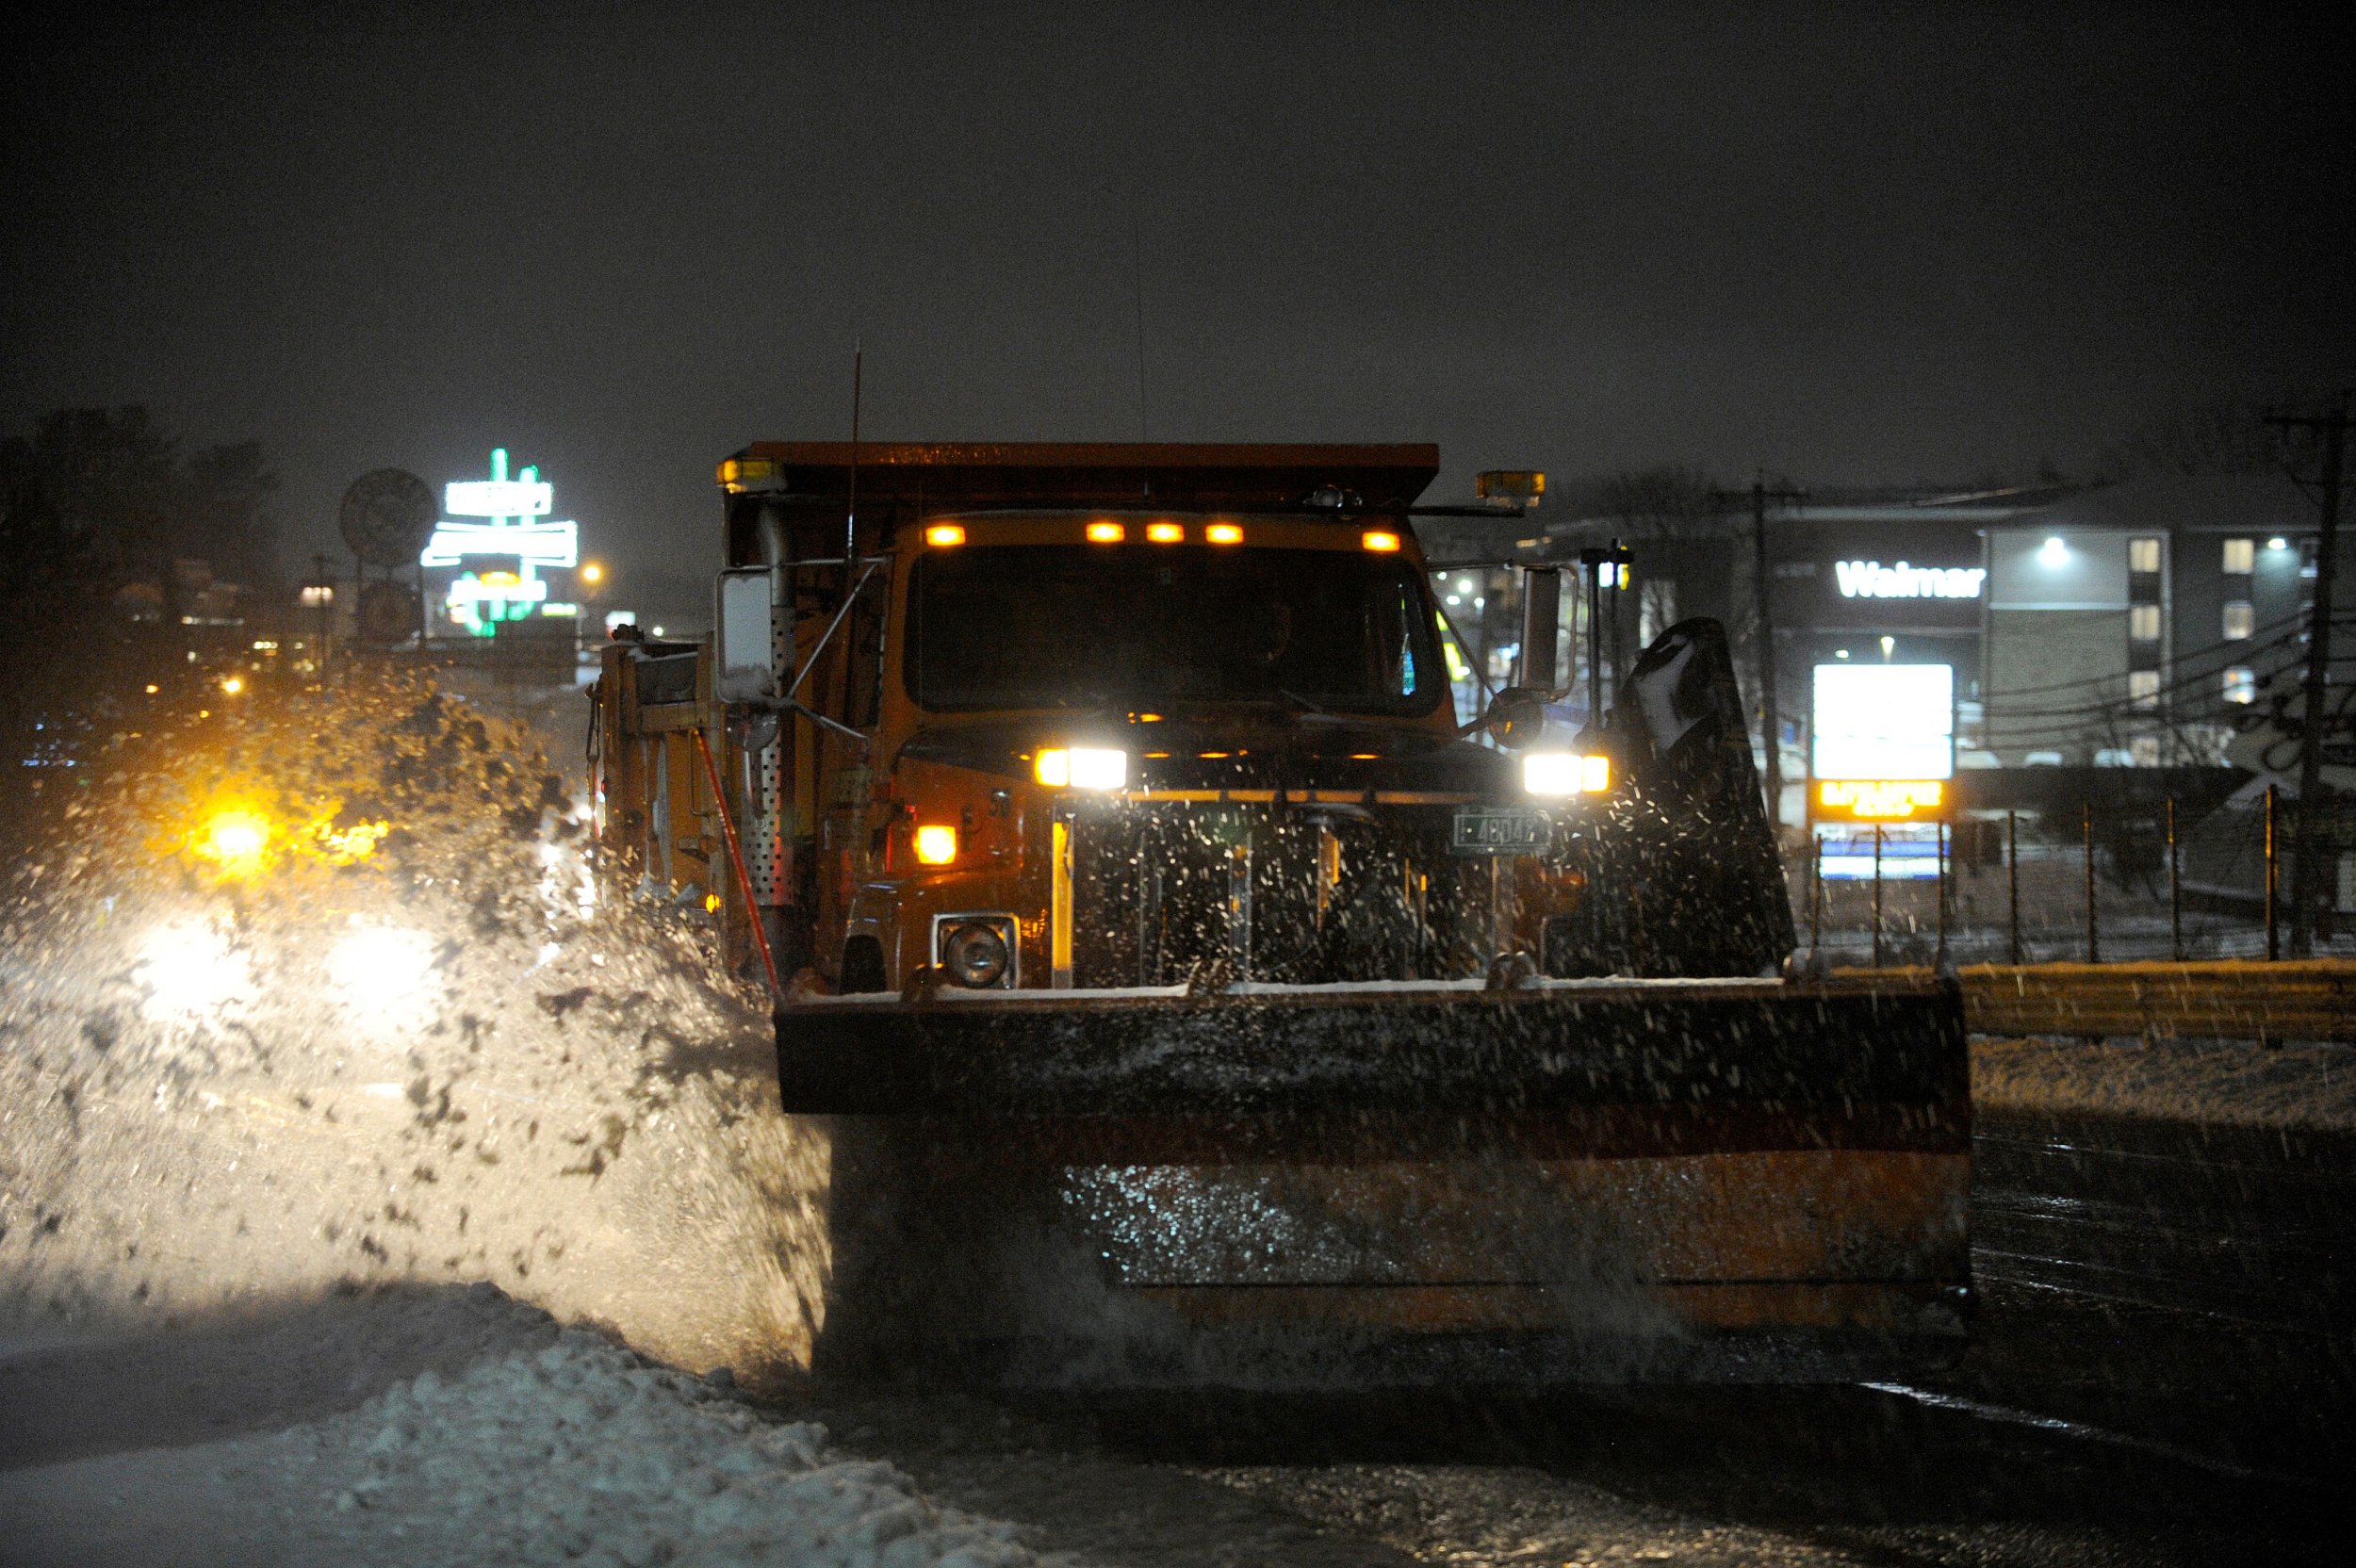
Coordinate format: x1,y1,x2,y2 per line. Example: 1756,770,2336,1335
1817,779,1944,820
1810,663,1955,823
421,449,580,636
1833,560,1985,600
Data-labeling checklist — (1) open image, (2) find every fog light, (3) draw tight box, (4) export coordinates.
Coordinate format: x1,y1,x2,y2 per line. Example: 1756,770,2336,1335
1524,752,1610,795
940,919,1011,988
913,825,957,864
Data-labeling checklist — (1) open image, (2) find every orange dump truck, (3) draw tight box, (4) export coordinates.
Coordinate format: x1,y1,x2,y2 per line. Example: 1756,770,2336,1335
590,441,1970,1385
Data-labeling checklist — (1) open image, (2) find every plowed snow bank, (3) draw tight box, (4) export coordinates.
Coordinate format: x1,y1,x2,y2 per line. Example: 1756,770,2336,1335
1,1298,1043,1567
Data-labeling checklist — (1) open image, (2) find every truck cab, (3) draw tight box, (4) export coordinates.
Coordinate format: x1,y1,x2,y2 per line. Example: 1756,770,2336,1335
601,442,1670,995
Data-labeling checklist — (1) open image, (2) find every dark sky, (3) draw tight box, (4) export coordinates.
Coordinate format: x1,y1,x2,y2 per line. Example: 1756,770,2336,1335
4,2,2348,603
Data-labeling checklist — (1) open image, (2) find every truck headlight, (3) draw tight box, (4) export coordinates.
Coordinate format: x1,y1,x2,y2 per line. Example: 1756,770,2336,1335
1034,747,1126,790
1523,751,1610,796
939,918,1013,988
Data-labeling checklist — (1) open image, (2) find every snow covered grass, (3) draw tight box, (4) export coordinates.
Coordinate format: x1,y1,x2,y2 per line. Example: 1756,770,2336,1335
1972,1036,2356,1132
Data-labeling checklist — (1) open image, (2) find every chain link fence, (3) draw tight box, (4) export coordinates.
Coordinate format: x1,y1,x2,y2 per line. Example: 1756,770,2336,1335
1791,793,2356,967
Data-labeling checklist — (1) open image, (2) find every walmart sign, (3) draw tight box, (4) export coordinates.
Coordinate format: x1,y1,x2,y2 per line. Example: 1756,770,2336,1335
1834,560,1986,600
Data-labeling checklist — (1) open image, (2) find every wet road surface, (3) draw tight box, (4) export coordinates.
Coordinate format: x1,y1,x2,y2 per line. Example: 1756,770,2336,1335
772,1106,2351,1566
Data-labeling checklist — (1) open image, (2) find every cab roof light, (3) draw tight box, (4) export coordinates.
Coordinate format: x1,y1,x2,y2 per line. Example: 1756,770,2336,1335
718,456,779,489
913,825,958,865
1087,520,1126,543
924,523,966,547
1361,530,1401,552
1147,521,1185,544
1205,522,1244,545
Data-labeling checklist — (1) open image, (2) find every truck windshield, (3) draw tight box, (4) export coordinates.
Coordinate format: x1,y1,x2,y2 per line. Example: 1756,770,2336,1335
906,545,1445,714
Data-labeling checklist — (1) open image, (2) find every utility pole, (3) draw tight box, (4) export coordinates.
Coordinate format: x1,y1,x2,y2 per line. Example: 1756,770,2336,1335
1713,480,1807,828
2265,393,2350,958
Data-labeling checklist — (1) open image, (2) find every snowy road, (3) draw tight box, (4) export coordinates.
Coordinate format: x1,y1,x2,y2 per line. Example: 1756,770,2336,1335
7,1094,2342,1567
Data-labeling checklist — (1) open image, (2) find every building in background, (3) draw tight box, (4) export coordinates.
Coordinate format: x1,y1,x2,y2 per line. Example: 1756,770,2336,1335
1986,474,2328,769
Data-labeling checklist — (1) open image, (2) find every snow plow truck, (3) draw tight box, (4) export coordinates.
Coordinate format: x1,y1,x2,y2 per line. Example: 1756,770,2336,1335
588,441,1971,1385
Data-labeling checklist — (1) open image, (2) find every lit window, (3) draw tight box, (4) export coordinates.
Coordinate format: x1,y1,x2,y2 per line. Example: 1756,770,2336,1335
2222,600,2254,640
2129,537,2162,574
2128,670,2160,709
2130,735,2162,767
2223,666,2255,704
2222,538,2254,574
2130,604,2161,641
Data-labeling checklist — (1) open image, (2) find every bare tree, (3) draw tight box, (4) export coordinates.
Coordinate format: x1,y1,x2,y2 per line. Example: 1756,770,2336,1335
2098,399,2286,480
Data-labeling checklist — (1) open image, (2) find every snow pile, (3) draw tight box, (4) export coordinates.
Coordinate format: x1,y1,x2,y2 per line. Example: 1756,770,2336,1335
299,1328,1038,1567
0,670,828,1383
1972,1036,2356,1132
1,1315,1046,1568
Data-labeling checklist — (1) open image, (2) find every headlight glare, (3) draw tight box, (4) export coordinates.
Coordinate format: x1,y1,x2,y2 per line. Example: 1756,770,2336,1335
1035,747,1125,790
1524,751,1610,796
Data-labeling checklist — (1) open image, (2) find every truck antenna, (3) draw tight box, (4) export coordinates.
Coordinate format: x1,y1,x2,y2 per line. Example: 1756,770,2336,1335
1132,220,1149,444
845,341,862,568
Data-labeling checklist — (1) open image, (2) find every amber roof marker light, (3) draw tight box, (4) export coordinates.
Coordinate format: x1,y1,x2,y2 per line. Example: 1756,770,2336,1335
924,523,966,547
1147,521,1185,544
1205,522,1244,545
1087,520,1126,543
1361,530,1401,552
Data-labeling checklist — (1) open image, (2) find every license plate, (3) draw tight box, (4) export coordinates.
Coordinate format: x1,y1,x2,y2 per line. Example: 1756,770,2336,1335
1451,808,1553,857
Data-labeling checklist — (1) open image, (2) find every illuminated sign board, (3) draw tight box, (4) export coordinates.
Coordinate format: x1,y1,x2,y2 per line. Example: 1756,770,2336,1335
1817,779,1944,821
1833,561,1985,599
445,477,551,518
421,449,581,637
1810,662,1954,822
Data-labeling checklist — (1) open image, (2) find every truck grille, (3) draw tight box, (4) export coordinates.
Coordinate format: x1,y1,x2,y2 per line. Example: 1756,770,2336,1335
1066,802,1471,987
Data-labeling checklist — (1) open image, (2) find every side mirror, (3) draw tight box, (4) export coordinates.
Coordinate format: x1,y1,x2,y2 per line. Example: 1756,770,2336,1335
714,566,779,705
1484,687,1547,749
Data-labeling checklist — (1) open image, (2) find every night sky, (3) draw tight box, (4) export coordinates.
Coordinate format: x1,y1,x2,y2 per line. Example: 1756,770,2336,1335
4,2,2347,611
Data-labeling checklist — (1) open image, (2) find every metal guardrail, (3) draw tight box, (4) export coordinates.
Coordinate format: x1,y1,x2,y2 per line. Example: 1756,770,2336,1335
1835,961,2356,1045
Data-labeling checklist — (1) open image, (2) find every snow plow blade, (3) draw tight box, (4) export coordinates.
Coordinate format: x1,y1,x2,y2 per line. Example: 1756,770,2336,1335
787,973,1973,1387
777,975,1960,1118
